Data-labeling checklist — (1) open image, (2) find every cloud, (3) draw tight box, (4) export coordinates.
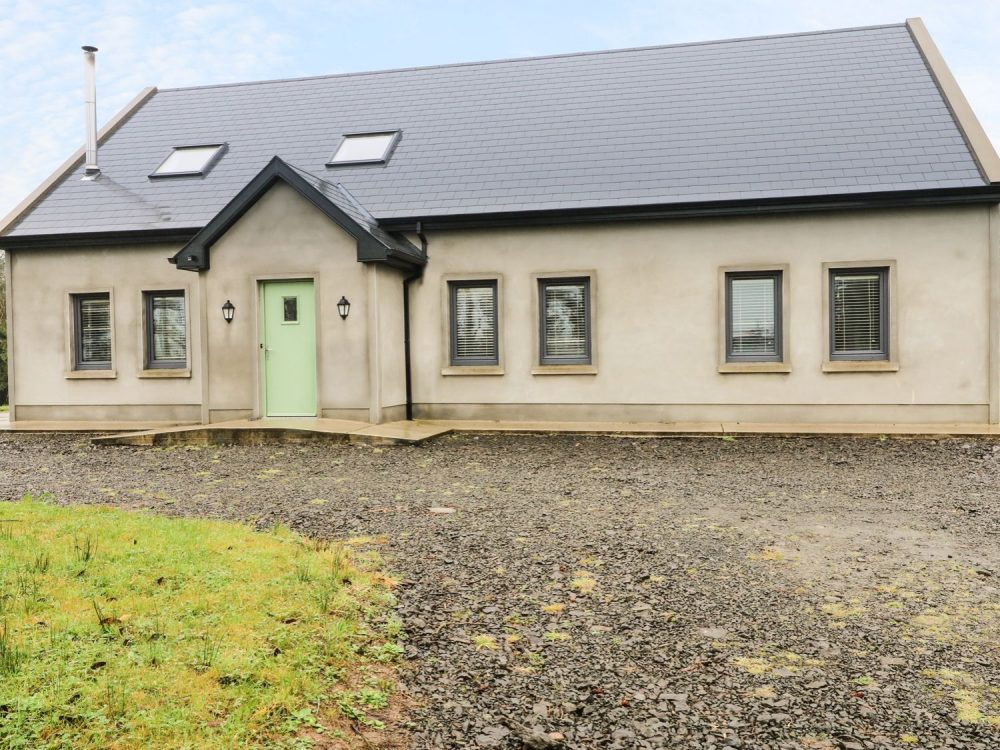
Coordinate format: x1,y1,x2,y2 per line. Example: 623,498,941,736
0,0,294,219
2,0,999,221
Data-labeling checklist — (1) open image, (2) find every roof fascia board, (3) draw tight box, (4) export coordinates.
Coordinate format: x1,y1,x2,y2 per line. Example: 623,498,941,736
379,186,1000,232
907,17,1000,184
1,228,197,251
0,86,158,237
7,186,1000,251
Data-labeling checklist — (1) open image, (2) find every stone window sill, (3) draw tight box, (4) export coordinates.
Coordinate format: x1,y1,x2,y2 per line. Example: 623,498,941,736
718,362,791,374
441,366,504,376
65,370,116,379
822,360,899,373
531,364,598,376
139,369,192,379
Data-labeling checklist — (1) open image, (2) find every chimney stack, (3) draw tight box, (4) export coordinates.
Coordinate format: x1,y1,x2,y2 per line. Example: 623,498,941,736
82,45,99,179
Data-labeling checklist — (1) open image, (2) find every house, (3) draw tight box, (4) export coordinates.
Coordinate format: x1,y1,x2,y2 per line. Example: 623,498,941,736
3,18,1000,427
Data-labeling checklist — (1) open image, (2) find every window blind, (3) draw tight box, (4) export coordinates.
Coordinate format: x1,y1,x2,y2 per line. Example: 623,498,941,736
149,293,186,365
729,275,778,357
542,280,589,363
76,295,111,367
832,271,884,356
452,283,498,364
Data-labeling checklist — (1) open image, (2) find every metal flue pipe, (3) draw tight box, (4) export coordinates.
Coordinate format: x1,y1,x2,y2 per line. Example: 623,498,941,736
82,45,99,177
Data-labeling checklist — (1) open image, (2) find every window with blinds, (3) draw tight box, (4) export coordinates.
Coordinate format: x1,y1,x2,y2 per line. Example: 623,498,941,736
449,281,498,366
830,268,888,360
726,271,782,362
72,293,112,370
145,291,187,368
539,278,591,365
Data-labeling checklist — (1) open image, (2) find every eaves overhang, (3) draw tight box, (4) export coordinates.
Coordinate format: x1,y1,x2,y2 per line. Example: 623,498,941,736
377,185,1000,232
168,156,424,272
5,185,1000,254
0,227,198,251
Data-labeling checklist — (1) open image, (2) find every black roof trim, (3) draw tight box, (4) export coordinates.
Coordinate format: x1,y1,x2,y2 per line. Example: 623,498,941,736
378,186,1000,232
1,228,199,251
6,185,1000,253
170,156,424,271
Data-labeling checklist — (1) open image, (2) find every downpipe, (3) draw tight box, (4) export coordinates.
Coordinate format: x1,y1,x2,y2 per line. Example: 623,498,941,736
403,223,428,421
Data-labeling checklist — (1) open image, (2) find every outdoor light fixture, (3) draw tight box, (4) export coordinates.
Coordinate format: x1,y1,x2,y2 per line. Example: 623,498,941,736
222,299,235,323
337,296,351,320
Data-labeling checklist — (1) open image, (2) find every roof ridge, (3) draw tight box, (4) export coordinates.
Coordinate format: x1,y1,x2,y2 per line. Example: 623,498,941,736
157,22,907,94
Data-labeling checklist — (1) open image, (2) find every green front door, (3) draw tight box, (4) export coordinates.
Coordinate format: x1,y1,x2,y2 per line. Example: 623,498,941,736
260,280,317,417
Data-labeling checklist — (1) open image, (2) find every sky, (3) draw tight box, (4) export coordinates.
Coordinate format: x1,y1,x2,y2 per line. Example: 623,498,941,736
1,0,999,220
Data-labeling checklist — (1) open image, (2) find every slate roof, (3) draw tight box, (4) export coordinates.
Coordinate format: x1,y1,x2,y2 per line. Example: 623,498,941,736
283,163,422,258
4,23,991,239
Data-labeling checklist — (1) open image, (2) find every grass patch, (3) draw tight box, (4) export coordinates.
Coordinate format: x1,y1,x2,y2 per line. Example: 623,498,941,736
569,571,596,595
0,495,402,749
472,634,498,651
921,668,1000,726
748,547,789,562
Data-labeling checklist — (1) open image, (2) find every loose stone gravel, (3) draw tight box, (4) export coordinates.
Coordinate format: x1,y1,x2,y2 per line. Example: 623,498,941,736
1,432,999,750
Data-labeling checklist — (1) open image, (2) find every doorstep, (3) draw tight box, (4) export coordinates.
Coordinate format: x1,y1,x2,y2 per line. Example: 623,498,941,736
90,418,450,447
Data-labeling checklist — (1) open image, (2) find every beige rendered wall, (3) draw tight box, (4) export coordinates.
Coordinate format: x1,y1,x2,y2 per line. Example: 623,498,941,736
8,243,202,422
204,182,375,422
370,263,408,422
409,205,995,424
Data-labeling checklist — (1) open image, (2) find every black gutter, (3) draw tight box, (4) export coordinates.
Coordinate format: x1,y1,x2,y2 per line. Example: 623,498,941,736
403,223,428,421
0,227,199,251
6,186,1000,251
378,185,1000,233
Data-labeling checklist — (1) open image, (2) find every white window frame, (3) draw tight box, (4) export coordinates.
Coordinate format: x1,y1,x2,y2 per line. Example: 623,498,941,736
149,144,227,178
326,131,401,166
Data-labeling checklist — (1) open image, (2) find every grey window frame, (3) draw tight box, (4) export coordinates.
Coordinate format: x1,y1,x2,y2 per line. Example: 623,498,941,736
143,290,187,369
725,270,783,363
72,292,112,371
149,143,227,179
828,266,889,361
449,280,499,367
325,130,402,167
538,277,592,366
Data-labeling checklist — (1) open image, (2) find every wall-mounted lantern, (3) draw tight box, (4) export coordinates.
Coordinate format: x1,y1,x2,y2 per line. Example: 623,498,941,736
337,296,351,320
222,299,235,324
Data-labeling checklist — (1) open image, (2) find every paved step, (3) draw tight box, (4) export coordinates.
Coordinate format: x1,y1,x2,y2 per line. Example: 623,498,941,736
90,418,449,447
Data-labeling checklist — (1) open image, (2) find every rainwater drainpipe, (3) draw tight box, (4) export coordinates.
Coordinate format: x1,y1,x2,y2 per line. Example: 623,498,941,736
403,223,428,421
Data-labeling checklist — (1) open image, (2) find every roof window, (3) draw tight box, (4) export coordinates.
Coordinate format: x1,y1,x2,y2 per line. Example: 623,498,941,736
151,144,226,178
327,131,400,166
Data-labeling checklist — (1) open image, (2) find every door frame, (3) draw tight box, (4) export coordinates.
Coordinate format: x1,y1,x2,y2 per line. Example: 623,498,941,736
253,273,322,419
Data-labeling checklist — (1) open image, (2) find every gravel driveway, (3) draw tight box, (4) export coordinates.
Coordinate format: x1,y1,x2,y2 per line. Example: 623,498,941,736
1,432,999,750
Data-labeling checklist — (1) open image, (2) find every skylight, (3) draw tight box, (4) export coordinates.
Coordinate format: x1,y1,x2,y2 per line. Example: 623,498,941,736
151,144,225,177
327,132,399,166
